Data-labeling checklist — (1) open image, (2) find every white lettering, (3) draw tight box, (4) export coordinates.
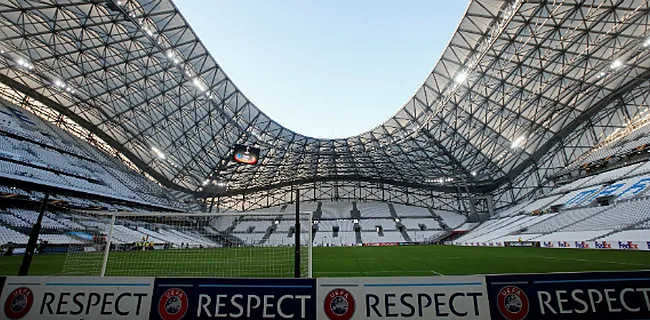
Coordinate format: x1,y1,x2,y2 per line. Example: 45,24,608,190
620,288,639,312
588,289,603,313
571,289,589,314
247,295,261,318
556,290,572,314
604,289,621,312
214,294,227,317
230,294,244,318
277,295,294,318
538,291,556,314
295,295,311,319
263,295,275,318
198,294,211,317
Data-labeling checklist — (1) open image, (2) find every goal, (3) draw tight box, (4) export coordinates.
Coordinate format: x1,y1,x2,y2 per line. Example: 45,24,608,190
60,211,313,278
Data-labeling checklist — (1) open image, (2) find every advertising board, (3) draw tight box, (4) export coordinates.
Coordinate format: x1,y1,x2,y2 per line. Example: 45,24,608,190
486,271,650,320
150,277,316,319
317,276,490,319
0,276,154,319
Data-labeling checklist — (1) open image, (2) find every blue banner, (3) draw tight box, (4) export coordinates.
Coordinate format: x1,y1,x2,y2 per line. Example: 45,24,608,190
486,271,650,320
149,278,316,320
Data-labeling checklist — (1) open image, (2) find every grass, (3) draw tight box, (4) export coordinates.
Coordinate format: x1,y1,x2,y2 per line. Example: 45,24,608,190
0,245,648,277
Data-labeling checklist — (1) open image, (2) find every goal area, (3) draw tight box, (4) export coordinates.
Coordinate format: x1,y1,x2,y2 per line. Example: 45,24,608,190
60,211,312,278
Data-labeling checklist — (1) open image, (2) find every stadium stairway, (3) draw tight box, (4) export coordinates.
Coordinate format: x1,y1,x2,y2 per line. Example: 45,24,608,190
355,227,362,244
203,226,243,246
313,202,323,220
399,227,412,242
350,202,361,219
427,208,439,219
226,217,241,233
387,203,399,219
259,222,277,245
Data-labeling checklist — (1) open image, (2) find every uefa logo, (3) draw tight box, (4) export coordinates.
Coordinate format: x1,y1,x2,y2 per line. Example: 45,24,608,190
158,288,189,320
4,287,34,320
324,288,355,320
497,286,529,320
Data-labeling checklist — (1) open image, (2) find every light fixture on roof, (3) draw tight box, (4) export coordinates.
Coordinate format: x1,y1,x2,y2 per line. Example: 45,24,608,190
117,1,123,5
151,146,166,159
644,38,650,47
454,71,468,84
167,51,174,59
471,171,477,176
511,136,526,149
610,59,623,69
193,78,205,91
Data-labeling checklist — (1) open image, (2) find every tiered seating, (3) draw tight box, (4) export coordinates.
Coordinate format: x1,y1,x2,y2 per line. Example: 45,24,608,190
582,165,642,187
316,220,355,232
551,176,593,195
493,201,532,217
358,219,396,231
39,234,83,244
456,215,555,243
0,213,30,228
524,208,603,234
454,222,478,231
562,199,650,232
408,230,447,242
233,220,271,232
9,209,65,229
392,204,432,217
400,218,440,230
212,215,237,231
234,233,266,245
110,225,152,243
362,231,404,243
320,202,353,219
275,220,309,232
356,202,391,217
519,196,557,213
597,229,650,241
534,231,611,242
313,231,356,246
0,99,183,209
0,225,28,244
434,211,466,229
166,229,218,247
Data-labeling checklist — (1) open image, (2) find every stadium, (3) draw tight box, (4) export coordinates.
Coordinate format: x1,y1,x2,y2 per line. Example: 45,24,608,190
0,0,649,315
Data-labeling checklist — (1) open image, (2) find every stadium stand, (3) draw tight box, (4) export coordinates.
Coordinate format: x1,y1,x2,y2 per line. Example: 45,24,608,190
0,99,185,211
457,139,650,245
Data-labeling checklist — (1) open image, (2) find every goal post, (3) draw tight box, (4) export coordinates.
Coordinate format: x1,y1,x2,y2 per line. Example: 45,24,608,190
60,211,313,278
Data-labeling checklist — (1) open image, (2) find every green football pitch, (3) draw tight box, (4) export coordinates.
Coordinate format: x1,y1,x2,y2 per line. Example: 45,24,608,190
0,245,648,277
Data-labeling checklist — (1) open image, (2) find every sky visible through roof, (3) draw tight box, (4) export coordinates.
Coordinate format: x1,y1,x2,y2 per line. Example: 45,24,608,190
174,0,468,139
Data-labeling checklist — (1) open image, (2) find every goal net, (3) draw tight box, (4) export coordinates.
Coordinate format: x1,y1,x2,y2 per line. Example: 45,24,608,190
60,211,312,278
